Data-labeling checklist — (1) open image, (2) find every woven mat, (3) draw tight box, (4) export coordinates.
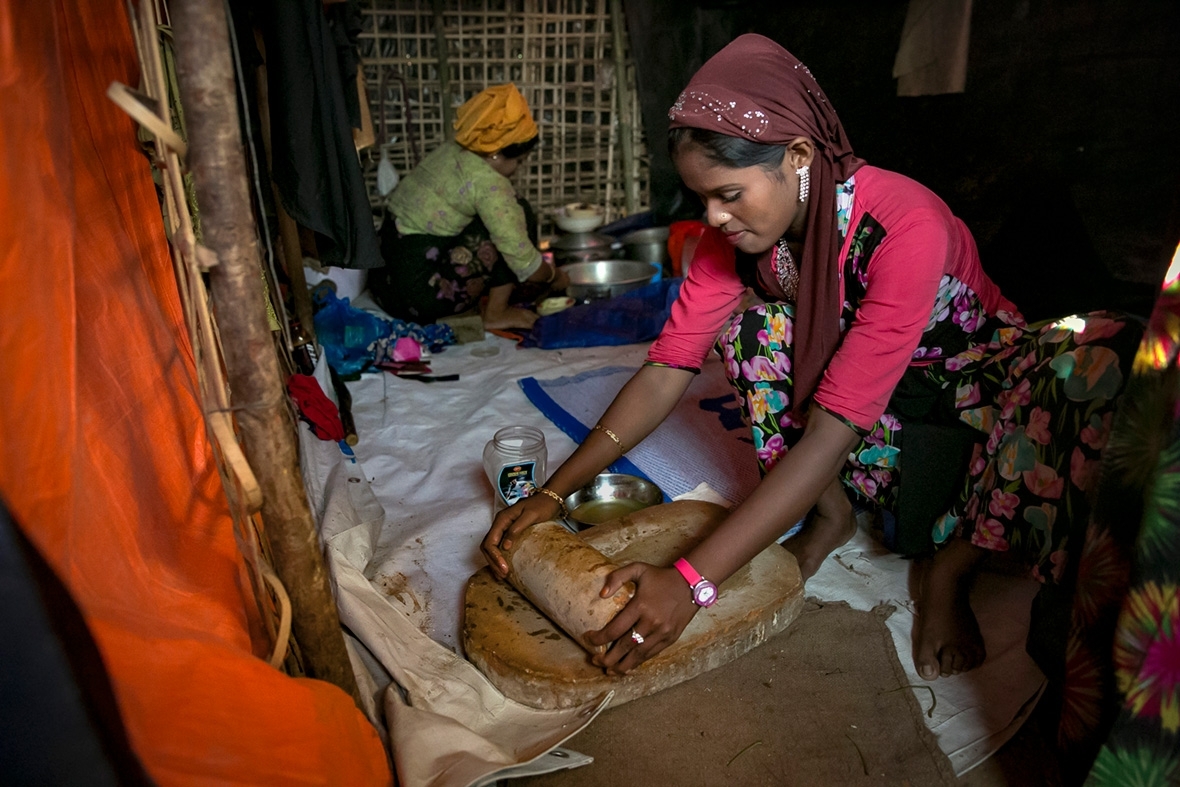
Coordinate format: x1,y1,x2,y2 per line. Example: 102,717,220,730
518,600,957,786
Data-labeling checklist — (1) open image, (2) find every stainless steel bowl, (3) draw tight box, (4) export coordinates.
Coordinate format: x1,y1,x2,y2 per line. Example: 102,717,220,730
620,226,671,265
563,473,664,530
561,260,660,302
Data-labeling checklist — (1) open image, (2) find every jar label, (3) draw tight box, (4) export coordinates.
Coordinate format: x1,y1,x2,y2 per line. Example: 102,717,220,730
496,462,538,506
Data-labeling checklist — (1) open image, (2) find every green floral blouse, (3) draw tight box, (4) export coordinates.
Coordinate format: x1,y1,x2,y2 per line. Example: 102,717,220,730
386,141,541,281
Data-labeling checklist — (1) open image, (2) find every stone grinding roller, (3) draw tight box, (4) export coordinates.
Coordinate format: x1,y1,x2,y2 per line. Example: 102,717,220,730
501,520,635,655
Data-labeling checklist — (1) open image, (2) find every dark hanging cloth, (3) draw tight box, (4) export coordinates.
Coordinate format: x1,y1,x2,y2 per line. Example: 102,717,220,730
328,1,364,130
258,0,382,269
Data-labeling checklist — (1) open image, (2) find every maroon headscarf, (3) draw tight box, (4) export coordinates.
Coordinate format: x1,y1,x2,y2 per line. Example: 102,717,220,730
668,33,865,415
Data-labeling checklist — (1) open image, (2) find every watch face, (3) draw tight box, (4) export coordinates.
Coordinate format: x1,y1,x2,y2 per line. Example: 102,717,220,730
694,581,718,607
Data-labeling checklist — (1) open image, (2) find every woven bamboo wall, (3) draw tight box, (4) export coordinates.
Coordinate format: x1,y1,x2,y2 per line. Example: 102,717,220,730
357,0,649,236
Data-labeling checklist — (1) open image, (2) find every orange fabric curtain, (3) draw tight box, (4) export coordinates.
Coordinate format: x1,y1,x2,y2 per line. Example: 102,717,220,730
0,2,390,783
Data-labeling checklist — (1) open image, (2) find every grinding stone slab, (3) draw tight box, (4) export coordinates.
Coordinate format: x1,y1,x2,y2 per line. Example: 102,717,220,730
463,500,804,709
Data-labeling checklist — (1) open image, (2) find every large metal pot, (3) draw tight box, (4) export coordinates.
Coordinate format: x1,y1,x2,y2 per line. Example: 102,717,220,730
620,226,670,266
550,232,616,265
562,260,660,302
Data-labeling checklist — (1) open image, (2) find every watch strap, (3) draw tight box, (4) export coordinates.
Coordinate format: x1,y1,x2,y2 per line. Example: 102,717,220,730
673,557,703,587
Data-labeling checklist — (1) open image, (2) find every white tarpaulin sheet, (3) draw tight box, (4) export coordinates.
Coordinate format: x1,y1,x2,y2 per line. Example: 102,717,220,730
299,298,1045,782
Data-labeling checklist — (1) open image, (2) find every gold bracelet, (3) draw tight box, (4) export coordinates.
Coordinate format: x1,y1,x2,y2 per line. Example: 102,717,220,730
534,486,568,517
593,423,627,454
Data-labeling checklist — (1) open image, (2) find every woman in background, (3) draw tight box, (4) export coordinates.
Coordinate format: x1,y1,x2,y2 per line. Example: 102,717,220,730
369,83,567,330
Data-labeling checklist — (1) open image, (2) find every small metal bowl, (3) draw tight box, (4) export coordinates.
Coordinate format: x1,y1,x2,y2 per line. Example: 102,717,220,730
563,473,664,530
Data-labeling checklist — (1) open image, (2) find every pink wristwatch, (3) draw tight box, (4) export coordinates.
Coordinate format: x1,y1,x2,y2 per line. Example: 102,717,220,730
673,558,718,607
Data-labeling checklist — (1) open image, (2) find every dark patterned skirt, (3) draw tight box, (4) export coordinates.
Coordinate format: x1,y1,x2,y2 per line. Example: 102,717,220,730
369,199,537,324
720,304,1141,569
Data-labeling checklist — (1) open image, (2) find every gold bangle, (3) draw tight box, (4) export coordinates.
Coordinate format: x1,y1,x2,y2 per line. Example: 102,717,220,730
534,486,568,517
593,423,627,454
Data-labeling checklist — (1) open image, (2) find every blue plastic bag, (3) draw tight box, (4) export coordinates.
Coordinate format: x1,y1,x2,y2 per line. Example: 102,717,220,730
312,289,458,376
521,278,683,349
312,290,392,377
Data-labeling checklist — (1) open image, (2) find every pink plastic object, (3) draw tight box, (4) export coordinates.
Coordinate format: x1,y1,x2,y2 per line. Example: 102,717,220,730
392,336,422,362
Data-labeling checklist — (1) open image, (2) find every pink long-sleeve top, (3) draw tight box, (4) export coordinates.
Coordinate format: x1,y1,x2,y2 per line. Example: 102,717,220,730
646,166,1016,431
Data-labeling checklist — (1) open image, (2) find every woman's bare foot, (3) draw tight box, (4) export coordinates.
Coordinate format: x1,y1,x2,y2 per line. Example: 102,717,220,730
912,539,988,680
784,479,857,581
483,307,538,331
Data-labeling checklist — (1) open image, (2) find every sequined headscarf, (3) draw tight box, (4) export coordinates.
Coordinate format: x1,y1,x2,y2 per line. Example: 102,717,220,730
669,34,865,415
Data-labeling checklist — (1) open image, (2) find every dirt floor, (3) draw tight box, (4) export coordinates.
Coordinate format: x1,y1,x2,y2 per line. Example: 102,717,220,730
514,599,1064,787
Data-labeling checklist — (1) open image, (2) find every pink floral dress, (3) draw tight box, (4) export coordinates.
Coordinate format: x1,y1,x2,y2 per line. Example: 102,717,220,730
718,175,1143,618
657,168,1155,770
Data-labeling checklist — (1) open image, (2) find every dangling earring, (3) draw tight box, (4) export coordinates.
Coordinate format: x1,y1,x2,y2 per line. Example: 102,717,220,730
796,165,810,203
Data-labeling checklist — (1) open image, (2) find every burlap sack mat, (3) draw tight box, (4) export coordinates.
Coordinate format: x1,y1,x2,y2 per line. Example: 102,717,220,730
520,600,958,786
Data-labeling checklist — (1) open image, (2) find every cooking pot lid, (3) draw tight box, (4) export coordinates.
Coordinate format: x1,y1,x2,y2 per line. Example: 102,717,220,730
550,231,614,251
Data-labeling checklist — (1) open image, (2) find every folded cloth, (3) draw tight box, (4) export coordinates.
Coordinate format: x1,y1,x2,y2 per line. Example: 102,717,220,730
521,278,682,349
287,373,345,441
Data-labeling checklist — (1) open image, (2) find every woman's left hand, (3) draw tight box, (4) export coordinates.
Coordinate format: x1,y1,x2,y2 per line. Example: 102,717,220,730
585,562,700,674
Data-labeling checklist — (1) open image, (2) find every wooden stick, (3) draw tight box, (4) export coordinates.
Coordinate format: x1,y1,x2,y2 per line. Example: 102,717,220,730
432,0,453,137
252,39,316,345
327,364,359,446
113,0,290,667
171,0,361,706
609,0,636,215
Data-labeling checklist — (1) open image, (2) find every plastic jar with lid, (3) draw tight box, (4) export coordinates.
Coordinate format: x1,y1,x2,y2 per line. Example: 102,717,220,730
483,425,548,511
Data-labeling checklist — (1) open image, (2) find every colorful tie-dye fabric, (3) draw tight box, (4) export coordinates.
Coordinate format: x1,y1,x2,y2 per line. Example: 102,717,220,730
1070,258,1180,784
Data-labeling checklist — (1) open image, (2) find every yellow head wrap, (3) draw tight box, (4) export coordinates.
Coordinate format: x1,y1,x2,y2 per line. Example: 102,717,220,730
453,83,538,154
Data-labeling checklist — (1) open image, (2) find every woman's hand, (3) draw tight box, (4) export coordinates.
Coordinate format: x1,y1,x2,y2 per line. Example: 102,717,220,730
525,262,568,291
585,563,699,674
550,266,570,291
481,493,561,579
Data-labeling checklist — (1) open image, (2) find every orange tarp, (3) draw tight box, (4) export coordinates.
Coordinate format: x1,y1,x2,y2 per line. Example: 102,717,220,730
0,2,391,783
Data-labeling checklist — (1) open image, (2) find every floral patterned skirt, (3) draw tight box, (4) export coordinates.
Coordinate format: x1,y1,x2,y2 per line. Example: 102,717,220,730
369,200,536,324
723,300,1169,777
718,303,903,510
719,303,1143,586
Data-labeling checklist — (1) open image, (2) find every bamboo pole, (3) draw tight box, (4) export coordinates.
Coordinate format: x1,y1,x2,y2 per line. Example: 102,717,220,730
432,0,453,138
609,0,636,215
171,0,361,705
252,37,315,345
